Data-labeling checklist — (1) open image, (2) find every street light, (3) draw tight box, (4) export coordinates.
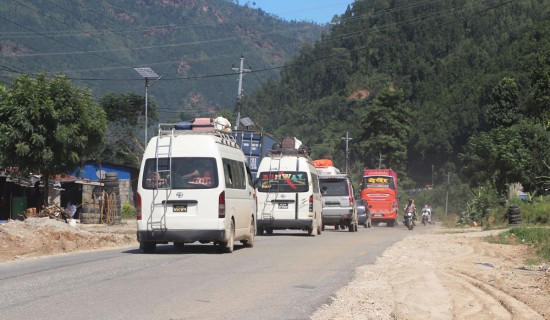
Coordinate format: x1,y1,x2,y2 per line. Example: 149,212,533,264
134,67,161,149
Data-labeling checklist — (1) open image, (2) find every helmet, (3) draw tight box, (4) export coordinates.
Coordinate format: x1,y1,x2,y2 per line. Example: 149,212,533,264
408,198,413,204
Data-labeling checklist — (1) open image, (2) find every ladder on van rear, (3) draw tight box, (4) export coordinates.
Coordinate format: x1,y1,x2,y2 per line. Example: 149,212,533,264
149,134,173,231
260,156,282,223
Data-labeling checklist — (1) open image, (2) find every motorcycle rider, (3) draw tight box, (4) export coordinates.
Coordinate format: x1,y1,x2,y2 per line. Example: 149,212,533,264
403,198,417,224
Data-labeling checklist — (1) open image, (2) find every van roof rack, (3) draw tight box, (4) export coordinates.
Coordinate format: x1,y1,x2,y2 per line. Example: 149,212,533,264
156,122,238,148
318,172,349,179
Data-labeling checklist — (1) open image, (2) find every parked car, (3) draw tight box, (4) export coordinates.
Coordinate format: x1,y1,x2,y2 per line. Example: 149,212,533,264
356,198,371,228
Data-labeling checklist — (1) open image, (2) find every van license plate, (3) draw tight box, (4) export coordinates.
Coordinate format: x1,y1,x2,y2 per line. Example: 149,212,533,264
278,203,288,209
173,205,187,212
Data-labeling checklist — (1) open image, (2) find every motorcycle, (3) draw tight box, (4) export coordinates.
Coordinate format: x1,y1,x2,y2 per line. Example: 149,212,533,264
421,212,429,226
404,211,414,230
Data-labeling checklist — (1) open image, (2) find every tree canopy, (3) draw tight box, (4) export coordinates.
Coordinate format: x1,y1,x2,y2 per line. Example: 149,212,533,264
0,73,107,203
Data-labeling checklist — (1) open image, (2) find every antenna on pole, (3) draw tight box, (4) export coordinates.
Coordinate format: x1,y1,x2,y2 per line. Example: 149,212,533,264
232,55,251,130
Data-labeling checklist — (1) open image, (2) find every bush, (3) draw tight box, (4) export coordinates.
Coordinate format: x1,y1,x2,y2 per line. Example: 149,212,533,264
121,203,136,219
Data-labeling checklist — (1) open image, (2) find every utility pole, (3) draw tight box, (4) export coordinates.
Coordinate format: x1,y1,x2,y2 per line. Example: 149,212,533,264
341,132,353,173
445,172,450,216
377,153,384,169
432,164,435,189
232,55,251,130
134,67,162,150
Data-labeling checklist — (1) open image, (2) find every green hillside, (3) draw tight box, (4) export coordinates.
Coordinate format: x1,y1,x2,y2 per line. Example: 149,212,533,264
0,0,323,120
243,0,550,199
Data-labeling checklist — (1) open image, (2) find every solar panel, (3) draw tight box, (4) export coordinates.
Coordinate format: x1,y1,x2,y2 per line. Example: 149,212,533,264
134,67,158,78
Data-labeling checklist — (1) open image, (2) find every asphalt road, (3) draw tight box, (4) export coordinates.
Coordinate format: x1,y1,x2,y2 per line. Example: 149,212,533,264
0,224,414,320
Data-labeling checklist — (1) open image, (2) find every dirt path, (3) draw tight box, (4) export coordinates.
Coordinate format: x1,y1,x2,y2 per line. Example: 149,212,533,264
1,218,549,319
311,226,550,320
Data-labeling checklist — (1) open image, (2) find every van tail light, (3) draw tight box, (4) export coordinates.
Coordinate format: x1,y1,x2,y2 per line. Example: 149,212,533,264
219,191,226,218
136,192,142,220
348,184,354,206
309,195,313,212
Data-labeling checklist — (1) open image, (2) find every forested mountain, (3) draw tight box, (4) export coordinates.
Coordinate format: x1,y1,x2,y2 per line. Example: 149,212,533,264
0,0,323,120
243,0,550,193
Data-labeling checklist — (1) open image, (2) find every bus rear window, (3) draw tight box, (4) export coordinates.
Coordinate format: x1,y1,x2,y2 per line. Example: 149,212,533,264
362,176,395,190
256,171,309,193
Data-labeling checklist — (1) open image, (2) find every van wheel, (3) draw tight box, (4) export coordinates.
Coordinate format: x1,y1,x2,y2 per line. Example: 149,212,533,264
222,220,235,253
322,224,325,231
242,218,255,248
266,228,273,235
335,225,339,230
140,242,156,253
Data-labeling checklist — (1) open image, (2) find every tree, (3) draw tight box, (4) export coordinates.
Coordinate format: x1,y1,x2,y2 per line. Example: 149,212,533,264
0,73,107,206
359,89,411,175
459,120,550,195
99,92,157,167
484,77,520,128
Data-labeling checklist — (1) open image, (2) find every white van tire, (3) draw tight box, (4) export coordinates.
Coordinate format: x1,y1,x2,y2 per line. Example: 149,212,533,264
222,220,235,253
308,225,317,237
241,217,255,247
140,242,156,253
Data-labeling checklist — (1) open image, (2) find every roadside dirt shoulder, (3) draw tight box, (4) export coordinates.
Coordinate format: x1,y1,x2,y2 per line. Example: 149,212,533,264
0,217,137,263
311,226,550,320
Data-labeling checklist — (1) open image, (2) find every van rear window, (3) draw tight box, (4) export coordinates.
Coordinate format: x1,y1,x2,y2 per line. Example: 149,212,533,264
320,180,349,196
142,157,218,189
256,171,309,193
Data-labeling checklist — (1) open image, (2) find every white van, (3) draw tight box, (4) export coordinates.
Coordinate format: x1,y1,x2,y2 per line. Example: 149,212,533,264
136,119,257,253
255,137,322,236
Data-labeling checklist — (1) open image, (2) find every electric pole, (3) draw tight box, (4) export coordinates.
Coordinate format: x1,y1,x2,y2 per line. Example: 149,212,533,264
445,172,450,216
341,132,353,173
232,55,251,130
377,153,384,169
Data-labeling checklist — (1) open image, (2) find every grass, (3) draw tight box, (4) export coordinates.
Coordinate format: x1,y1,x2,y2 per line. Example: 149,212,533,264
486,226,550,264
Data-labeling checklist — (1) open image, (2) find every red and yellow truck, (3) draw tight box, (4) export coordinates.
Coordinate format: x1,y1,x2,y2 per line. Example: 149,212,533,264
361,169,398,227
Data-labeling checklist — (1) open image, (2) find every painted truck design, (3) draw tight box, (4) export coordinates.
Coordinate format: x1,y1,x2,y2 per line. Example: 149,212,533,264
361,169,398,227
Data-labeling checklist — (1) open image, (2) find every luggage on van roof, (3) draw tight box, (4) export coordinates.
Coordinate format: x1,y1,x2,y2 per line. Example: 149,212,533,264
313,159,333,168
313,159,344,177
172,117,232,133
267,136,310,157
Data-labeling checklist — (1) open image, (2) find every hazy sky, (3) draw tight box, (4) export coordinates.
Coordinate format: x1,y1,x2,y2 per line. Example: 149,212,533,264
250,0,354,24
